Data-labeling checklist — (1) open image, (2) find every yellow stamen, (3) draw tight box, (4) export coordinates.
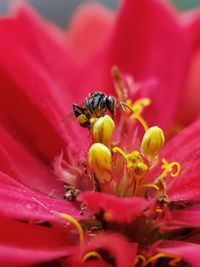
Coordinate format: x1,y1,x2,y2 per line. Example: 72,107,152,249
91,115,115,146
82,251,103,262
154,159,181,184
134,254,146,265
88,143,112,183
121,98,150,132
140,126,165,160
161,159,181,177
51,211,84,244
140,183,159,191
144,252,181,266
127,98,151,116
112,146,148,177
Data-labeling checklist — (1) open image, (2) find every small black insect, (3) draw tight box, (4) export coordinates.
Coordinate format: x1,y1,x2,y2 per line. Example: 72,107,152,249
73,92,117,128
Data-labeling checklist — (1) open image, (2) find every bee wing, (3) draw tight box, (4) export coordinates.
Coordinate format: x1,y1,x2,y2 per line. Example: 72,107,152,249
62,111,75,123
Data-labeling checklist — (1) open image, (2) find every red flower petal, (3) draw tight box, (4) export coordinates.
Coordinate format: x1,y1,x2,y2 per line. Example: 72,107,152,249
170,206,200,228
157,240,200,267
104,0,190,130
0,217,73,265
162,119,200,200
176,9,200,126
0,182,85,222
68,3,114,62
0,4,84,165
78,191,149,223
0,126,62,194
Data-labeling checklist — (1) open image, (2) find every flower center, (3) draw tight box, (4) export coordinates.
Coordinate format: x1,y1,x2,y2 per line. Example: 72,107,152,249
59,66,183,266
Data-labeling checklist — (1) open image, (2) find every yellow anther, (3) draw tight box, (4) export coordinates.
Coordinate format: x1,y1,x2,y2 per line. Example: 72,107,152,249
144,253,181,266
140,126,165,160
82,251,103,262
88,143,112,183
112,147,148,177
51,211,84,244
91,115,115,146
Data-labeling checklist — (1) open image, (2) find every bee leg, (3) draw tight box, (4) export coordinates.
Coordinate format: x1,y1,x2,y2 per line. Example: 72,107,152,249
73,104,86,118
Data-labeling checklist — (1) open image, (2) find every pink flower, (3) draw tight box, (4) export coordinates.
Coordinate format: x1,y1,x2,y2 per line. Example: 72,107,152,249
0,1,200,266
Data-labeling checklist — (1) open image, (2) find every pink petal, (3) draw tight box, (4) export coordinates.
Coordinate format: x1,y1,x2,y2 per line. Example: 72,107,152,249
157,240,200,267
76,233,137,267
0,4,85,164
175,9,200,126
67,3,114,62
0,126,62,194
0,171,25,188
0,217,73,265
104,0,190,130
78,191,149,223
0,182,86,222
162,119,200,200
170,207,200,228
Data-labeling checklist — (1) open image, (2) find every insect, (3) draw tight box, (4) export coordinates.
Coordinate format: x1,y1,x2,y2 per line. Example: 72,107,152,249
72,92,117,128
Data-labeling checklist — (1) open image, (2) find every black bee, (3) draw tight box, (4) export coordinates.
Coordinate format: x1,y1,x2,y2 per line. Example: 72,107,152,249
73,92,117,128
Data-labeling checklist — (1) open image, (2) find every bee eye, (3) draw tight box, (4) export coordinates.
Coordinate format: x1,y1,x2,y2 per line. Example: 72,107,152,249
106,96,116,115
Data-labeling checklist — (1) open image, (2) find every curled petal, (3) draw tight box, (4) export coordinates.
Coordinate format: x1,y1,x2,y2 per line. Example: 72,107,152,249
0,182,87,222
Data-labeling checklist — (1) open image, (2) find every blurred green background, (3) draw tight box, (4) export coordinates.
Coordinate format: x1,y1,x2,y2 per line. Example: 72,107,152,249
173,0,200,9
28,0,200,27
0,0,200,27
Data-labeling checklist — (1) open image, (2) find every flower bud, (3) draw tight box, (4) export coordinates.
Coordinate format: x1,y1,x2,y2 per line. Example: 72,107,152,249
91,115,115,146
88,143,112,182
140,126,165,160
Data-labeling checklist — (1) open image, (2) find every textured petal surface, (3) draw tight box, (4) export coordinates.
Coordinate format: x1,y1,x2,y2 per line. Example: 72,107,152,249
78,191,149,223
170,206,200,228
162,119,200,200
0,182,85,222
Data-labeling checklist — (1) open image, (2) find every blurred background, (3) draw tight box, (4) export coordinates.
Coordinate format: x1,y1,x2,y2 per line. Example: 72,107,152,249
0,0,200,27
